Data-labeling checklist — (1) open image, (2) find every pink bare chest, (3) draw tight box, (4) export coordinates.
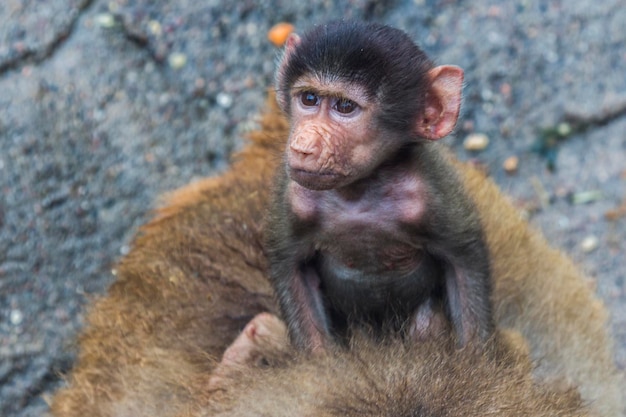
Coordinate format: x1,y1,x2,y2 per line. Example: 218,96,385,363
287,172,428,276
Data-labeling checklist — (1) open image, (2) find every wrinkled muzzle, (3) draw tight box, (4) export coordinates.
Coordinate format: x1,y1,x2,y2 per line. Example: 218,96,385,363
286,124,346,190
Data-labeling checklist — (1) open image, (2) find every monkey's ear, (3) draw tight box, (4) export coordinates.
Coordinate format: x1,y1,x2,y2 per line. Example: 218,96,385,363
276,34,302,112
415,65,464,140
284,33,301,53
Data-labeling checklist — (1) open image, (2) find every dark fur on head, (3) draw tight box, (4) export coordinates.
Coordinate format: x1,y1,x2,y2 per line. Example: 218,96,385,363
276,20,434,133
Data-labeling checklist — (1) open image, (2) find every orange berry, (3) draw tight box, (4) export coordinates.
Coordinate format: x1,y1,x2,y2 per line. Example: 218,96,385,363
268,22,295,47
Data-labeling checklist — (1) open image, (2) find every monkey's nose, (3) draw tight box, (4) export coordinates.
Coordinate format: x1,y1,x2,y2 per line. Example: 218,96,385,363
289,140,316,156
289,137,322,169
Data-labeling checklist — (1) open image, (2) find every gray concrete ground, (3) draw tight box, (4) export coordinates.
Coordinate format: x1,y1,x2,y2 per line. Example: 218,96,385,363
0,1,624,416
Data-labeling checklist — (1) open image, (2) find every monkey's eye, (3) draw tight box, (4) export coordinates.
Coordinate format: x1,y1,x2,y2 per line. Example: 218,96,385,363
334,98,358,114
300,91,320,107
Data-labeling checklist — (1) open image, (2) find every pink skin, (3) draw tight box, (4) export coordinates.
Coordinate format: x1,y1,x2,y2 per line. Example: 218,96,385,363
208,313,288,390
285,77,383,191
410,299,450,341
286,158,429,286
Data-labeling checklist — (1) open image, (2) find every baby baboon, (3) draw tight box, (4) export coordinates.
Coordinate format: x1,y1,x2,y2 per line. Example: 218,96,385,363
266,21,493,349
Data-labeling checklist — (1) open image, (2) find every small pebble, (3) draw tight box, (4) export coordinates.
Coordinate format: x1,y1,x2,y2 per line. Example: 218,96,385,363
148,20,162,36
216,92,233,109
503,156,519,173
463,133,489,151
10,309,23,326
605,201,626,221
194,78,206,90
581,235,599,253
267,22,295,47
168,53,187,70
570,190,603,205
500,83,512,97
557,122,572,136
95,13,116,28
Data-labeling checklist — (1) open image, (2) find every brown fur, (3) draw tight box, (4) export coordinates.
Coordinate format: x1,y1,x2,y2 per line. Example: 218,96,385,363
48,94,622,417
202,321,589,417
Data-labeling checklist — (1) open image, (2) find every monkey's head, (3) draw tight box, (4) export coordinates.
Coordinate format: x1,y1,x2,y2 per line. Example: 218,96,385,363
275,21,463,190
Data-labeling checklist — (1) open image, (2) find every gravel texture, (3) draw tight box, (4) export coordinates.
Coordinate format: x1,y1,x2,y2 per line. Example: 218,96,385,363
0,1,624,416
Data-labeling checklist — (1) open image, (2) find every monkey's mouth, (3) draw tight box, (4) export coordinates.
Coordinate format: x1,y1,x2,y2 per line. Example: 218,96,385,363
289,168,344,190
